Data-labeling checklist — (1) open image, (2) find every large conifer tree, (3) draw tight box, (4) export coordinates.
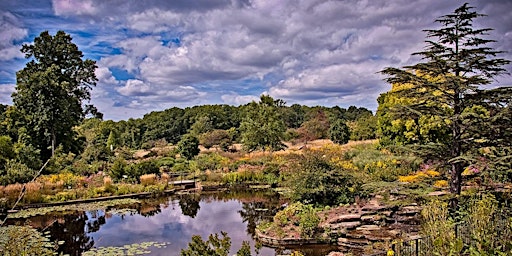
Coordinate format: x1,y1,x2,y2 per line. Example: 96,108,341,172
380,4,510,196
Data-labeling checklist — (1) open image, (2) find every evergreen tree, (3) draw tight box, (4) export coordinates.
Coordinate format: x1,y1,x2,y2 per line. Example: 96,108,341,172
380,4,510,197
12,31,99,159
329,119,350,145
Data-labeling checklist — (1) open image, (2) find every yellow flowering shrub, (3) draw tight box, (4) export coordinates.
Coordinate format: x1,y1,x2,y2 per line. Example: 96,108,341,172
434,180,449,188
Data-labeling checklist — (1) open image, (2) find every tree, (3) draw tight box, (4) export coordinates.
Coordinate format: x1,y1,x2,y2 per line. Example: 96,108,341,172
177,134,200,160
297,110,330,143
12,31,99,159
199,129,231,150
348,114,377,141
239,95,286,152
380,4,510,198
180,232,231,256
329,119,350,144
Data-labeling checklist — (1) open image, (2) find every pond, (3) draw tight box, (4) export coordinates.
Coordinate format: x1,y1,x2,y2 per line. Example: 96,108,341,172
6,189,338,256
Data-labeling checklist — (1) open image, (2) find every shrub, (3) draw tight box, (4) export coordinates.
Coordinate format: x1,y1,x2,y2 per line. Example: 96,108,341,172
287,152,363,206
0,160,36,185
271,202,320,239
140,174,157,186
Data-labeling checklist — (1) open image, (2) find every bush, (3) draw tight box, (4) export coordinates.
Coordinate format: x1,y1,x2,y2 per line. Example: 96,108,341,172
195,153,229,172
140,174,157,186
0,160,37,185
287,152,363,206
271,202,320,238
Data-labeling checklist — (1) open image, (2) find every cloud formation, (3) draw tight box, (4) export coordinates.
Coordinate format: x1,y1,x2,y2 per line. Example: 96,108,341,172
0,0,510,120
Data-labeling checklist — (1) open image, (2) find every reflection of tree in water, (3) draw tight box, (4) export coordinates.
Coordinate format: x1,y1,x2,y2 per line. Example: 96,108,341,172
136,196,170,217
178,193,201,218
45,211,100,256
238,194,283,236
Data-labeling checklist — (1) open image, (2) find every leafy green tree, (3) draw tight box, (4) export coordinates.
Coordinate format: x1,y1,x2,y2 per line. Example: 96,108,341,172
239,95,286,152
348,114,377,141
329,119,350,144
199,129,231,150
12,31,99,159
0,136,14,170
380,4,510,196
180,231,231,256
177,134,200,160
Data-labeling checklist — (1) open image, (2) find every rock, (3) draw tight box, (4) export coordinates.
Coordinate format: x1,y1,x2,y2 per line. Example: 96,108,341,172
427,191,449,196
338,237,369,246
327,252,345,256
331,221,361,230
329,213,362,223
361,214,383,224
397,205,422,215
356,225,381,232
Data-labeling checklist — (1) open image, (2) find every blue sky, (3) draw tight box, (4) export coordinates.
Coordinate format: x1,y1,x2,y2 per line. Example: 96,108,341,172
1,0,511,120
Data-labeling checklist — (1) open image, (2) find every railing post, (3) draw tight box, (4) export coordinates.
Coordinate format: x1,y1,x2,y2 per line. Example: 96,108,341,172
416,238,419,256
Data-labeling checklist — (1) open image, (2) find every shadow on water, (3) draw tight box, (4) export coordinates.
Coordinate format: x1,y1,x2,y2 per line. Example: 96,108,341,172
6,188,340,256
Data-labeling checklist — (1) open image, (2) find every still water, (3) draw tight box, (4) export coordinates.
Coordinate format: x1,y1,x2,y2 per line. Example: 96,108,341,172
8,189,337,255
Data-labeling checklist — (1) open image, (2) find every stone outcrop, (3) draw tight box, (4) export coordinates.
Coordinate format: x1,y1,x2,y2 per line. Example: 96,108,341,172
319,200,422,253
256,198,423,255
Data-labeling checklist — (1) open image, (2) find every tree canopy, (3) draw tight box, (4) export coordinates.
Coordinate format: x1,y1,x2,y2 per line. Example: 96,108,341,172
12,30,99,159
239,95,287,152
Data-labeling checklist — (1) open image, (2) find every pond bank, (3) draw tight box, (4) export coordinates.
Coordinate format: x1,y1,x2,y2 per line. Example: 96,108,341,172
256,198,423,255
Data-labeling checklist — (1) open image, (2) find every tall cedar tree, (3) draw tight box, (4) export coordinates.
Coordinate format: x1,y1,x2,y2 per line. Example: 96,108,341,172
13,31,99,159
380,4,510,196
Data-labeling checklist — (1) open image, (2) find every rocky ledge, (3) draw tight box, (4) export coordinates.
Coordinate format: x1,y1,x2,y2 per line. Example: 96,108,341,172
256,198,423,254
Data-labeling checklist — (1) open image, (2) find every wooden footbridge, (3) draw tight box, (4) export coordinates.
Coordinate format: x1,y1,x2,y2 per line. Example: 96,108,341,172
168,172,197,189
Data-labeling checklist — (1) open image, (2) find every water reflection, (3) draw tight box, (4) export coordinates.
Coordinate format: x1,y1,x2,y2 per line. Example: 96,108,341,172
8,189,338,255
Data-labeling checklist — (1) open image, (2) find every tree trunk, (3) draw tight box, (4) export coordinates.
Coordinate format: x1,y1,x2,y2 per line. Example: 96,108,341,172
51,130,56,157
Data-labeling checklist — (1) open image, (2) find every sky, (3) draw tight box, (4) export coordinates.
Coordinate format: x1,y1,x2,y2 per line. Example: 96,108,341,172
1,0,511,121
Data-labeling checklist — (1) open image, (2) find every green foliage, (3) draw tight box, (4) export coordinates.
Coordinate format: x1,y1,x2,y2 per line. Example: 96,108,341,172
0,159,37,185
271,202,320,238
12,141,42,170
0,135,14,170
109,157,128,181
461,194,512,255
180,231,231,256
0,225,55,256
421,200,463,256
287,152,363,206
13,30,99,159
348,114,377,141
422,194,512,255
240,95,286,152
329,119,350,145
237,241,252,256
199,129,231,150
195,152,228,172
177,134,200,160
379,4,511,194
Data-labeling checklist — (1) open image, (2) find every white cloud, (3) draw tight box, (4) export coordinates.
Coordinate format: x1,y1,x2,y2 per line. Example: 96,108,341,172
1,0,510,120
0,84,15,104
0,12,27,60
221,93,259,105
52,0,98,16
